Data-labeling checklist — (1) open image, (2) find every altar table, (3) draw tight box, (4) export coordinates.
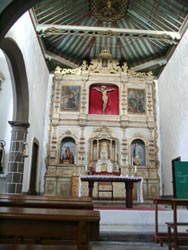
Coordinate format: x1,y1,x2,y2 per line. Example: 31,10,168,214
79,175,144,208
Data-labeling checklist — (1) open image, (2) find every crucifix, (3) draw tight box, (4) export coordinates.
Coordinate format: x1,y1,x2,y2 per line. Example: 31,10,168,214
93,85,115,113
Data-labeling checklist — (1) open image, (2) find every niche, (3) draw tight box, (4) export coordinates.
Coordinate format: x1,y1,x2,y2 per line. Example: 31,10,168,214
131,139,146,166
60,137,76,164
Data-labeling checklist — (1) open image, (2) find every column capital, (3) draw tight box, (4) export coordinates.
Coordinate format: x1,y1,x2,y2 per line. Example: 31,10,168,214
8,120,30,128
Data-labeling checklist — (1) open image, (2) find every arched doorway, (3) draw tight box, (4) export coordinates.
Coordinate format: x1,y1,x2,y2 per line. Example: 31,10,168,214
1,38,30,193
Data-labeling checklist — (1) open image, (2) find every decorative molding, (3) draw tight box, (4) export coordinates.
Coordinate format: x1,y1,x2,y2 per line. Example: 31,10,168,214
53,51,153,78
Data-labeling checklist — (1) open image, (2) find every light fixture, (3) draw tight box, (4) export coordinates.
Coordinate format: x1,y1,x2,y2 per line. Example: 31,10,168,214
21,142,29,158
89,0,129,22
0,72,5,90
0,140,6,173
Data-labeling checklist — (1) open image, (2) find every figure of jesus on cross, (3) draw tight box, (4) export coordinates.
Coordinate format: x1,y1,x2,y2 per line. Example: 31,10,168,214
93,85,115,113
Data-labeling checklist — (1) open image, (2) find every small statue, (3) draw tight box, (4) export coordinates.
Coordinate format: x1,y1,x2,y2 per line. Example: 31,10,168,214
0,140,6,173
61,146,74,164
133,143,142,166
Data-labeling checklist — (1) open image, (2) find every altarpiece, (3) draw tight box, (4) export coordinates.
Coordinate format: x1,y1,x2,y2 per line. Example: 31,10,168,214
45,50,159,200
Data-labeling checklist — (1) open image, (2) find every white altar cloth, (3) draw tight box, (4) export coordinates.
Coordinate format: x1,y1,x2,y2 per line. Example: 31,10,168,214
79,175,144,203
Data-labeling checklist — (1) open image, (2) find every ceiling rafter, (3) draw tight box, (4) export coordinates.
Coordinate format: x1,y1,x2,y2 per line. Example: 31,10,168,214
139,2,181,31
36,24,181,45
30,0,188,76
130,56,167,72
45,51,78,68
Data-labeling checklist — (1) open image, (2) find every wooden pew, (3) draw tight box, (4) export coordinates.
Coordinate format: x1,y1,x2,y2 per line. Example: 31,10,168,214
153,198,172,246
0,207,100,250
0,193,93,204
166,199,188,250
0,244,77,250
0,194,98,241
0,197,94,210
154,198,188,248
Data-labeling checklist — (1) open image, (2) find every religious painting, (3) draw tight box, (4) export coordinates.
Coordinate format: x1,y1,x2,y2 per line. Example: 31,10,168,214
60,137,75,164
128,88,145,113
89,84,119,115
60,86,80,111
131,139,146,166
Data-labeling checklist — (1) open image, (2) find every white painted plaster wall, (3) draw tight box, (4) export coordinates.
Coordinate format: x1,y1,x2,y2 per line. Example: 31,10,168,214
4,12,50,193
158,28,188,196
0,50,13,191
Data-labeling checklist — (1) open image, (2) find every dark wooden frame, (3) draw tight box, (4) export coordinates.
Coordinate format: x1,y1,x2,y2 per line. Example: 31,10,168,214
172,156,181,198
166,199,188,250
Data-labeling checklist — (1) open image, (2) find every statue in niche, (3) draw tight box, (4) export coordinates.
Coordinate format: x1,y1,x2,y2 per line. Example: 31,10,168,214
61,146,74,164
133,143,142,165
96,141,113,172
60,138,75,164
100,141,109,160
93,85,115,113
131,140,145,166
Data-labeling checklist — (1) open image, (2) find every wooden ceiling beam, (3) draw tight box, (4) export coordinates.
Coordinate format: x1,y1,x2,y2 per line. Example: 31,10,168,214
36,24,181,44
130,57,167,72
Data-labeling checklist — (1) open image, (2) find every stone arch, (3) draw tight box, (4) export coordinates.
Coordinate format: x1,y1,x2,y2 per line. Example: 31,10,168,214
0,0,40,42
1,37,29,121
1,37,30,193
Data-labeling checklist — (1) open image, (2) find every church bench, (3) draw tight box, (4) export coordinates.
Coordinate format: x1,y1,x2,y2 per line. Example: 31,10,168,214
167,222,188,250
0,195,98,240
166,199,188,250
0,197,94,210
153,198,173,246
154,198,188,249
0,207,100,250
0,244,77,250
0,193,92,203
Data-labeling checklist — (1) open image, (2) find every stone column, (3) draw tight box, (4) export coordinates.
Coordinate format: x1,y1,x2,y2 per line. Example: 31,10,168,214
6,121,30,193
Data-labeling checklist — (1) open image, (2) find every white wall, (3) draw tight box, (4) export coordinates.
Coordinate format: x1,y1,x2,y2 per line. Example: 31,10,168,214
0,50,13,185
2,11,50,193
158,28,188,196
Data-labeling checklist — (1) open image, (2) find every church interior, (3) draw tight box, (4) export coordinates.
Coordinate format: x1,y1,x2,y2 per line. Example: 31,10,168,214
1,1,188,249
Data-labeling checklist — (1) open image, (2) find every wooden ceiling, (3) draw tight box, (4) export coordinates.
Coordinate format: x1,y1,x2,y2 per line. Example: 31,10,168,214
27,0,188,76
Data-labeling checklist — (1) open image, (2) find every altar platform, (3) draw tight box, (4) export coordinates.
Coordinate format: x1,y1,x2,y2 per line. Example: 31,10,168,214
91,200,171,249
93,199,188,238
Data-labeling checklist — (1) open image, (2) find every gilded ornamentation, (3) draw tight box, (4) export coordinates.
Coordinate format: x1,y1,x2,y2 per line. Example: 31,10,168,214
54,66,81,76
128,69,150,78
92,126,115,138
54,51,153,77
89,0,129,22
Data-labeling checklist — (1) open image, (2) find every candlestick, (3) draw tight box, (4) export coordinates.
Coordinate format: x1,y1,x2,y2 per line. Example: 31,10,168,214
134,165,137,173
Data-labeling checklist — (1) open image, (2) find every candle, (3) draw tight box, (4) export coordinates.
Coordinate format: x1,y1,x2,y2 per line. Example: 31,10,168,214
134,165,137,173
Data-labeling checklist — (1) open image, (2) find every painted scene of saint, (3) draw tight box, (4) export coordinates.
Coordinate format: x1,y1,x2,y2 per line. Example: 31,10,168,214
128,88,145,113
61,86,80,111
